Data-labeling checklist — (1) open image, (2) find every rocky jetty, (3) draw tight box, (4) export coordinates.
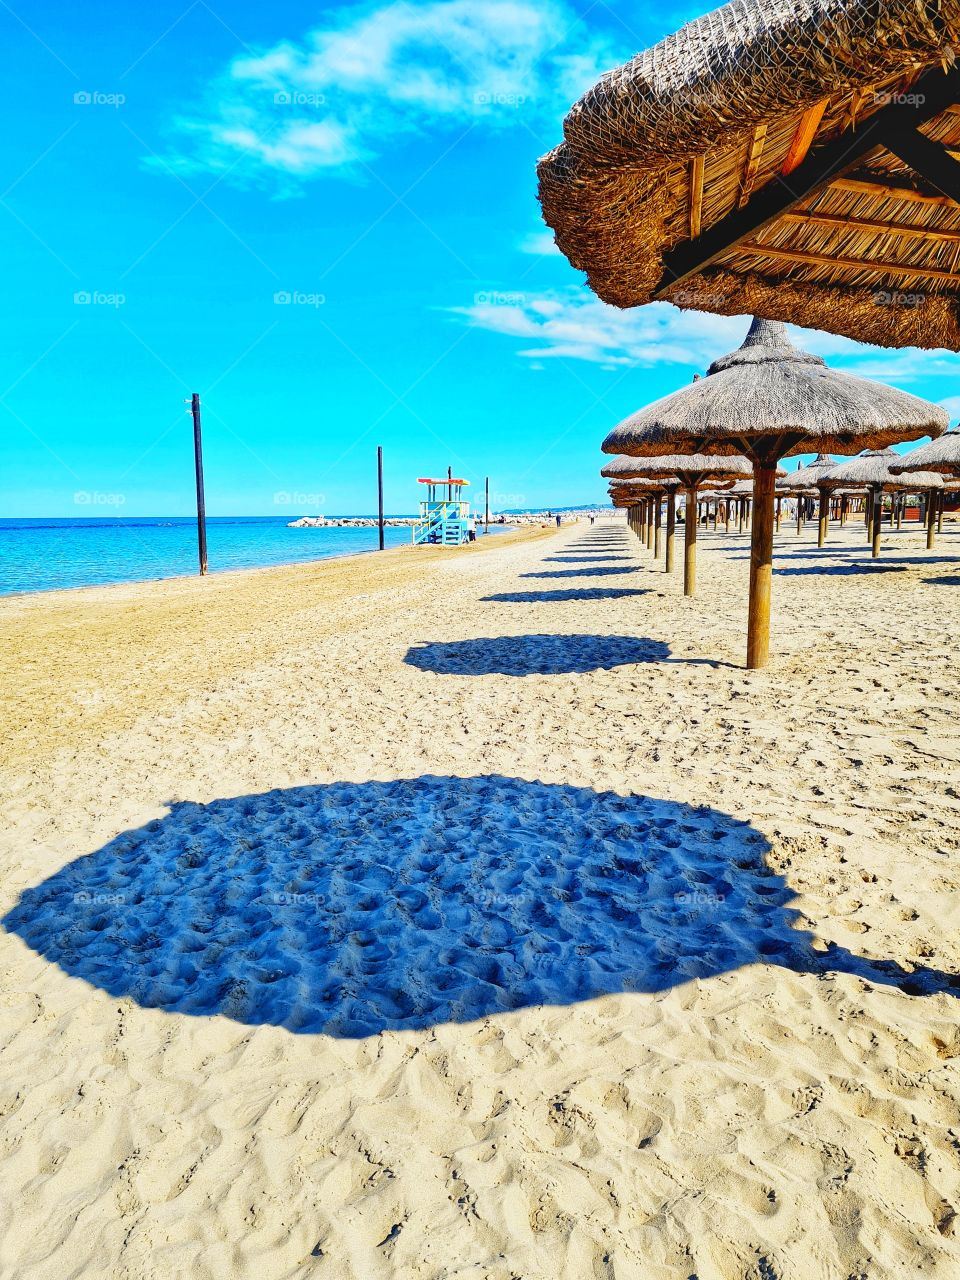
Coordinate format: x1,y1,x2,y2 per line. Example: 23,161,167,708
288,516,417,528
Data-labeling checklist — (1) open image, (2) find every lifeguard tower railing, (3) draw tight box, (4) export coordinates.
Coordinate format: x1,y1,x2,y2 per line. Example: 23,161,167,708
412,477,471,545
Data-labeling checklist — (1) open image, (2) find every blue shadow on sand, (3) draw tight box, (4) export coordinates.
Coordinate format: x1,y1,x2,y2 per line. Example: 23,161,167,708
521,566,640,579
481,588,649,604
404,633,668,675
6,776,954,1038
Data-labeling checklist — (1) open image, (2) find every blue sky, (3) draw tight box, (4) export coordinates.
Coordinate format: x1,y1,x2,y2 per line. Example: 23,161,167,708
3,0,959,517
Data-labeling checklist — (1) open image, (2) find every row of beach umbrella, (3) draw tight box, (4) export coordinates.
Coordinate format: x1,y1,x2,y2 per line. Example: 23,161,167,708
596,318,955,669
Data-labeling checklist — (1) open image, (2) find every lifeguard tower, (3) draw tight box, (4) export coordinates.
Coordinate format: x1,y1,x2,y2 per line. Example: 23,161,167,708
412,476,471,545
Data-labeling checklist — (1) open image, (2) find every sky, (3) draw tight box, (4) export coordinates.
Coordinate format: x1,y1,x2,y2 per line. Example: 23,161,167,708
2,0,960,518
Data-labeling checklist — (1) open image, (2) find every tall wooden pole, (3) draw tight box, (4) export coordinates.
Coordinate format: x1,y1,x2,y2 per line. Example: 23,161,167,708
646,499,654,551
775,495,781,532
683,485,697,596
191,393,208,576
377,446,385,550
746,460,777,669
665,490,676,572
654,492,662,559
447,465,452,502
938,490,945,534
484,476,489,531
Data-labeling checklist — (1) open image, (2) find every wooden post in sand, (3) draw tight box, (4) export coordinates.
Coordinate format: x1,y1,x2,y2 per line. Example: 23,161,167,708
938,491,945,534
190,393,208,576
377,446,385,550
926,488,937,549
485,477,489,531
746,460,777,669
871,486,883,558
654,493,662,558
683,486,697,596
665,491,676,572
817,487,829,547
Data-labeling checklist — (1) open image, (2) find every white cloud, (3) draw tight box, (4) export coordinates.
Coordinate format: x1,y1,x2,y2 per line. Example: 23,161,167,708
158,0,620,185
452,290,960,385
453,292,747,369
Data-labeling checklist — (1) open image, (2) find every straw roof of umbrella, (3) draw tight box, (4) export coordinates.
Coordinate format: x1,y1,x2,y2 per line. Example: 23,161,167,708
889,428,960,476
538,0,960,350
601,319,948,461
775,454,836,492
601,455,682,487
600,451,752,485
822,448,944,490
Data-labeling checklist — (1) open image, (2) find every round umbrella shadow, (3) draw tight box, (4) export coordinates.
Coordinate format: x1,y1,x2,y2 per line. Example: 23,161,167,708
4,776,952,1039
403,634,669,675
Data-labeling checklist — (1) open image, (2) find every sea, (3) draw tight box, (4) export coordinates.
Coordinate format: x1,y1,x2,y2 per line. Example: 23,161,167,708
0,516,494,597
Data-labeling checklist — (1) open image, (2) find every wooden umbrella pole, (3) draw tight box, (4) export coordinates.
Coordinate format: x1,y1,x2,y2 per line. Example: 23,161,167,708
871,486,883,558
938,491,945,534
840,493,847,525
683,485,697,595
665,490,676,572
817,487,829,547
775,496,781,531
654,493,662,557
647,499,655,551
724,500,730,533
926,489,937,549
795,497,802,536
746,460,777,669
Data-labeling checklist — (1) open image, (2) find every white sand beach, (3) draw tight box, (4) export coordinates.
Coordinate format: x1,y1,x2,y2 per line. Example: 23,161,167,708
1,519,959,1279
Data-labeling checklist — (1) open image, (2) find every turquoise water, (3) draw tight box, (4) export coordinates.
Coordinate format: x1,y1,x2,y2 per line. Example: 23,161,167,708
0,517,445,596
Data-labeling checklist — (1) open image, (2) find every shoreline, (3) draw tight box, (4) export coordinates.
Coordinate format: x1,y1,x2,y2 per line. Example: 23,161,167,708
0,521,553,607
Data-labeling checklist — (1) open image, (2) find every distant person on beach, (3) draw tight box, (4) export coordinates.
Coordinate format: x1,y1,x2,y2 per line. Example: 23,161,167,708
555,514,561,527
467,516,477,542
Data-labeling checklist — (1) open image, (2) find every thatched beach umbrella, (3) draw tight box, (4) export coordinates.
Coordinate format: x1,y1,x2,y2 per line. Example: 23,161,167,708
891,431,960,538
890,428,960,478
601,318,946,667
538,0,960,351
776,453,838,545
604,452,749,594
823,448,944,554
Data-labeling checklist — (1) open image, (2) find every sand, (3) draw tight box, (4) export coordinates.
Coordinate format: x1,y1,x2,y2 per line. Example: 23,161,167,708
1,517,959,1280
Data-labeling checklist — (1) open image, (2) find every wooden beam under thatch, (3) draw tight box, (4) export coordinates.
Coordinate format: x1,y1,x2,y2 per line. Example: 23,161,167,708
780,210,960,242
653,65,960,299
782,102,827,175
740,125,768,206
735,241,960,284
